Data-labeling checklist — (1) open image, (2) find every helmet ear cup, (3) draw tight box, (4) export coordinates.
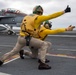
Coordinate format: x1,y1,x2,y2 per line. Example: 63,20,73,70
33,5,43,14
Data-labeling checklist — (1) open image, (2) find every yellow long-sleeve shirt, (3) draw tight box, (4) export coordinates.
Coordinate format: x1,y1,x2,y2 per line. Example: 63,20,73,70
37,26,66,40
34,11,64,29
20,11,64,37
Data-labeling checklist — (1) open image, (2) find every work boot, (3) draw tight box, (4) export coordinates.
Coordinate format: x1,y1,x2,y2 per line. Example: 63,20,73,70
38,59,50,63
0,60,3,66
19,49,24,59
38,61,51,70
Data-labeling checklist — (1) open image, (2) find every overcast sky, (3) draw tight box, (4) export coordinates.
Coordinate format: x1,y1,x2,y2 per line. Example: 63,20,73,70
0,0,76,29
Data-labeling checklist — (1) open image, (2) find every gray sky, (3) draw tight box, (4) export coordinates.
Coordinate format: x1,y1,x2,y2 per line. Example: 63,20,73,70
0,0,76,29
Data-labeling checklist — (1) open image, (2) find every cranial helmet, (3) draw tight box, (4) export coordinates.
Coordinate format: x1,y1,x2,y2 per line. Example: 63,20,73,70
33,5,43,15
44,20,52,28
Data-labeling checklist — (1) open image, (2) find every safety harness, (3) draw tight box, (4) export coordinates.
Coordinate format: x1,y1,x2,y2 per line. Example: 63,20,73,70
21,23,31,46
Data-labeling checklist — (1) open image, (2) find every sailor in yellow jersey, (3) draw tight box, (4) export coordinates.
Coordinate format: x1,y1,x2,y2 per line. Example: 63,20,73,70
38,21,75,40
19,20,75,63
0,5,71,70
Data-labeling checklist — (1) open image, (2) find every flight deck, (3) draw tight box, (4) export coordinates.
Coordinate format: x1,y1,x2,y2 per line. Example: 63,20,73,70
0,34,76,75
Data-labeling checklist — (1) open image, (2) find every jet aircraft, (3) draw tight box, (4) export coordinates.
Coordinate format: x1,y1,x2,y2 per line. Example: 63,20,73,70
0,8,27,35
0,8,27,25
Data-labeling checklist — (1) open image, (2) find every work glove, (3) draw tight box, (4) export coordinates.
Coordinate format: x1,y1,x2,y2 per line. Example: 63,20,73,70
64,5,71,13
65,25,75,31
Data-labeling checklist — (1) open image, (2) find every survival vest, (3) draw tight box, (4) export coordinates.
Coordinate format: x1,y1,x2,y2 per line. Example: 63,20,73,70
20,14,39,37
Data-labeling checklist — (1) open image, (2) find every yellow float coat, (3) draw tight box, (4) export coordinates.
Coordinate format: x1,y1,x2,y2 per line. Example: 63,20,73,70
37,26,66,40
20,11,64,37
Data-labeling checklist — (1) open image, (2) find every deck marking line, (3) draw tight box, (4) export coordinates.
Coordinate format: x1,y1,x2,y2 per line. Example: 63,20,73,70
47,53,76,59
